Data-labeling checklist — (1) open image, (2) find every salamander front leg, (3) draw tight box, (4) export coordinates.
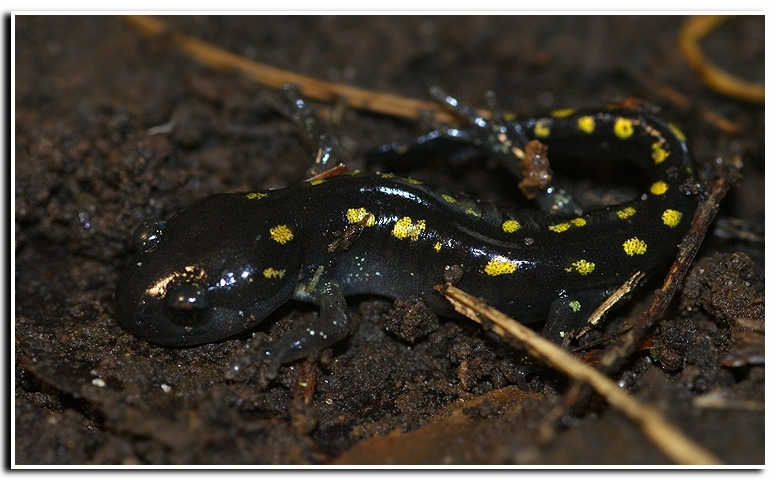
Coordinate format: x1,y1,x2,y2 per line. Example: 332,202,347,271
229,281,354,380
279,83,348,176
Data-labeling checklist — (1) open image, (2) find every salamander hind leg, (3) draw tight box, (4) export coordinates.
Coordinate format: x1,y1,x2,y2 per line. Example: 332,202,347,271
541,288,612,346
430,87,583,215
228,281,355,381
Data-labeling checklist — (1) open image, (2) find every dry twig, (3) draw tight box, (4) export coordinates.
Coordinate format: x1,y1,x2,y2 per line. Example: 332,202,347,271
679,16,764,103
436,284,721,465
123,15,466,124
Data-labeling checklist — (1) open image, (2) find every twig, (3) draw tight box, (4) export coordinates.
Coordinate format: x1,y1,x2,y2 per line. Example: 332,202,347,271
599,165,737,374
122,15,465,124
679,16,764,103
627,67,745,135
436,284,722,465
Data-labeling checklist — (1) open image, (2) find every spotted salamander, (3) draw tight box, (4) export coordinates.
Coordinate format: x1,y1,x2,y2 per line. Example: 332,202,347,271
115,90,699,378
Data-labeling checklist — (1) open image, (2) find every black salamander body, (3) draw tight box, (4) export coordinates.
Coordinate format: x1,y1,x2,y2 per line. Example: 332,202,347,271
116,106,698,375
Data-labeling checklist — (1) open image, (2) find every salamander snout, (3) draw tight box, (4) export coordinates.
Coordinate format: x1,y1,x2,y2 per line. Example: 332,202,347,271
116,196,302,347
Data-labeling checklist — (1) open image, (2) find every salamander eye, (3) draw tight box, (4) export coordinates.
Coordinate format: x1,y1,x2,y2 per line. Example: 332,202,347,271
133,217,166,253
165,282,209,326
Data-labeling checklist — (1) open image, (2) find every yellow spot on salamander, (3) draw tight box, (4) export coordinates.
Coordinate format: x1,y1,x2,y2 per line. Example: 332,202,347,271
616,206,636,219
650,181,669,195
309,178,325,186
502,112,517,122
484,256,517,276
263,267,286,279
623,237,648,256
569,300,581,312
549,218,586,232
346,208,376,227
246,192,268,200
614,117,634,139
441,194,457,203
551,108,576,118
652,141,670,164
668,122,687,141
381,173,395,179
565,259,595,275
270,225,294,244
502,219,521,233
392,217,426,241
433,241,442,252
534,119,551,138
465,208,481,217
405,177,423,185
662,209,683,227
578,116,595,134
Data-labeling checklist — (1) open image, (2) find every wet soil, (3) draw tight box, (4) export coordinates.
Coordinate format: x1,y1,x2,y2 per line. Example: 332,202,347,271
14,15,764,465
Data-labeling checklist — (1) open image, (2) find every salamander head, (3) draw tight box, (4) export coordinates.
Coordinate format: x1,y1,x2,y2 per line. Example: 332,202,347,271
115,194,300,346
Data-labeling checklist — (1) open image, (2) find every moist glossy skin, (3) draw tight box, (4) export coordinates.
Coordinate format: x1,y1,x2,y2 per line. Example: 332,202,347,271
116,108,698,353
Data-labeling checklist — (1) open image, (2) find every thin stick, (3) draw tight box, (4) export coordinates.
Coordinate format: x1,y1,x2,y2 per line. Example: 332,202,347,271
679,16,764,103
122,15,465,124
436,284,722,465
